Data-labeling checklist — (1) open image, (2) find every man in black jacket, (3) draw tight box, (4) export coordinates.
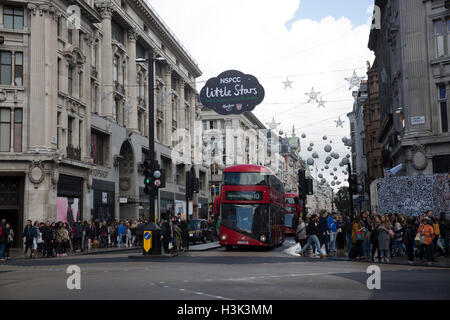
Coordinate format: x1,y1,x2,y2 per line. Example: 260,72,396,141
298,214,326,258
73,220,83,252
42,221,54,258
319,212,329,255
439,212,449,256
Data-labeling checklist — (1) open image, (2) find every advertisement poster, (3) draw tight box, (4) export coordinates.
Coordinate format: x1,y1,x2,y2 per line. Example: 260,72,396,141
57,197,80,228
175,200,193,220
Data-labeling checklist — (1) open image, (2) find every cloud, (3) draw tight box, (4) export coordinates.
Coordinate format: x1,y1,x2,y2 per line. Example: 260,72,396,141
148,0,374,190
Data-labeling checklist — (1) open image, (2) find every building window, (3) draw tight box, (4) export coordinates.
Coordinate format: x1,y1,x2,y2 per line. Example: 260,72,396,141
435,20,445,58
68,66,74,96
0,51,12,85
78,120,82,149
68,29,73,44
57,17,61,37
122,63,126,86
114,100,119,122
67,117,74,147
0,108,11,152
137,73,142,98
138,110,143,133
113,56,118,83
91,131,107,166
185,105,190,131
13,109,22,152
57,112,61,149
439,85,448,133
3,6,24,30
14,52,23,86
78,72,83,99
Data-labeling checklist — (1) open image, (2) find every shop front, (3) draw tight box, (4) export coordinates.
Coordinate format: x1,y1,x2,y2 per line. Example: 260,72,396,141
92,179,115,223
57,174,83,229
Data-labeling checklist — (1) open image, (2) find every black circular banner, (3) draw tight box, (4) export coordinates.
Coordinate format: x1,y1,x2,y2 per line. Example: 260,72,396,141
199,70,265,115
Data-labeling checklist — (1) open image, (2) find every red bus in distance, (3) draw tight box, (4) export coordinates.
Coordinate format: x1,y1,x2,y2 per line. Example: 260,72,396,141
284,193,301,235
219,165,285,250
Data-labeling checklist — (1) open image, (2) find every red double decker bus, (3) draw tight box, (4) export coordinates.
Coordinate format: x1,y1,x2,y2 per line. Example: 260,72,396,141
284,193,301,235
219,165,285,250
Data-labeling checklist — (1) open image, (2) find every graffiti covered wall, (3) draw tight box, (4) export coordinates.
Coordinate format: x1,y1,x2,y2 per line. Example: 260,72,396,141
374,174,450,216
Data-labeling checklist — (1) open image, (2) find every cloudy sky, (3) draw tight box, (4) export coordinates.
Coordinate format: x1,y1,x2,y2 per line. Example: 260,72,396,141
148,0,375,189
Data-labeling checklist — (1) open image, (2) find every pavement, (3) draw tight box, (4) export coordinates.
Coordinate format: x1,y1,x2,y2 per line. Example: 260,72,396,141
4,241,222,261
1,241,450,300
283,241,450,268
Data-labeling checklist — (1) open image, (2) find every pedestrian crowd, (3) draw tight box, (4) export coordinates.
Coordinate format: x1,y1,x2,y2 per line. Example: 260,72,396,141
0,218,145,260
296,210,450,265
0,211,218,261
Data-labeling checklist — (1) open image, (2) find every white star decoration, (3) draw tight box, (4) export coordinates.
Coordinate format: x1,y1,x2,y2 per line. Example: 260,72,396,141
305,87,321,103
335,116,345,128
266,117,281,130
317,96,326,108
345,70,365,90
282,78,294,89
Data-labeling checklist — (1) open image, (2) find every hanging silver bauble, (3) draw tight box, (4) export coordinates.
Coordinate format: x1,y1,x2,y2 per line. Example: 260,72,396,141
279,130,284,136
342,158,349,165
333,168,337,171
332,153,340,159
325,165,329,169
309,142,314,147
342,137,348,144
301,133,307,139
321,178,327,184
336,181,341,185
307,158,314,166
346,154,351,158
307,146,313,152
324,145,332,153
339,162,344,167
326,156,332,162
323,136,327,140
329,141,333,144
312,152,319,159
334,176,338,180
318,173,323,179
331,181,335,186
346,138,353,146
330,172,334,176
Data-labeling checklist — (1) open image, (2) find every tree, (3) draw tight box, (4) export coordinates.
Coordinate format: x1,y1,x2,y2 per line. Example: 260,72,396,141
334,186,350,214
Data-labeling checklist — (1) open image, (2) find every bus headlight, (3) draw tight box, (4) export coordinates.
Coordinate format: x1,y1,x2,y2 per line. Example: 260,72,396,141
221,234,227,241
260,235,267,242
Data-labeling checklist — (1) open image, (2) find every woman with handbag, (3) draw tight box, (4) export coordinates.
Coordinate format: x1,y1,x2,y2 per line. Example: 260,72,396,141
350,217,365,259
378,215,392,263
370,216,381,262
418,217,435,265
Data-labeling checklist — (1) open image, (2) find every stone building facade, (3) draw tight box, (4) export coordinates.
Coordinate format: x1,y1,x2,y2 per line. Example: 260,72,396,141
0,0,207,244
369,0,450,176
364,61,383,185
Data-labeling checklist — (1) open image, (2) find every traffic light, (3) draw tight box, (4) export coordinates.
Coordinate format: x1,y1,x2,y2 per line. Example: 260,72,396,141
143,159,152,194
298,169,306,199
143,160,165,195
306,178,314,195
192,178,200,194
349,174,358,194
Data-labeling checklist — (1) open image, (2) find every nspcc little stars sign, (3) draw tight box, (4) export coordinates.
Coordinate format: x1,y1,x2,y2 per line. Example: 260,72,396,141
200,70,265,115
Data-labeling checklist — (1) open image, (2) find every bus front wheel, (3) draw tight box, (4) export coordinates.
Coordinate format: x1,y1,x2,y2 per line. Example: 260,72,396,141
225,245,233,251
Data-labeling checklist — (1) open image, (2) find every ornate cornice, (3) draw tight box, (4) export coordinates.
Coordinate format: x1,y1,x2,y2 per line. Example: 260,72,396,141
127,28,139,41
95,1,114,19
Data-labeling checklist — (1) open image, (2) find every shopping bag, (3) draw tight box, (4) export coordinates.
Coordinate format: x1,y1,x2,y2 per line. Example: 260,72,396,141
415,233,421,246
438,237,445,250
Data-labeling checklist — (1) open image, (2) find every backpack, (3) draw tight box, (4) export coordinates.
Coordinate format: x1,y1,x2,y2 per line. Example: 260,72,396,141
0,225,3,238
27,226,37,239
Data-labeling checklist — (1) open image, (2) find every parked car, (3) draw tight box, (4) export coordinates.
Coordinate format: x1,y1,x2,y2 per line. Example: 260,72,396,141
188,219,213,244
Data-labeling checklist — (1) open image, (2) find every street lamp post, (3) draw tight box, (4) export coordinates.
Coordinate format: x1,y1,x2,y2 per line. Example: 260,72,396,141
137,47,165,255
